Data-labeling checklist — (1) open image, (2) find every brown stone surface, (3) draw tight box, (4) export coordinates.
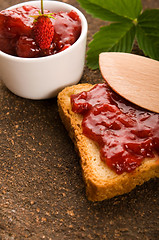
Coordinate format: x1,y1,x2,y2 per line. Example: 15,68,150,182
0,1,159,239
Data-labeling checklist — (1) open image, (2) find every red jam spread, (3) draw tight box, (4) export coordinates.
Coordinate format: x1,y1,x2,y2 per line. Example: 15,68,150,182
0,5,81,57
71,83,159,174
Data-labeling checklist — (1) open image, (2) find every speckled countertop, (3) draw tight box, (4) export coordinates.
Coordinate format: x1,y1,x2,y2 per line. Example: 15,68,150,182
0,0,159,239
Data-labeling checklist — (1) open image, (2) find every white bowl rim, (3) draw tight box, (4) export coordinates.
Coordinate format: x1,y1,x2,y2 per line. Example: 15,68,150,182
0,0,88,62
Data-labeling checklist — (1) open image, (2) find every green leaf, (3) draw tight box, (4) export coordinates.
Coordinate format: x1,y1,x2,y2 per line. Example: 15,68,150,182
77,0,142,22
87,22,136,69
136,9,159,60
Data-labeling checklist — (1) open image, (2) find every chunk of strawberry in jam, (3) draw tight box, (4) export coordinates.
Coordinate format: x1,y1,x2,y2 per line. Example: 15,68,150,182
52,10,81,51
67,10,80,21
16,36,40,58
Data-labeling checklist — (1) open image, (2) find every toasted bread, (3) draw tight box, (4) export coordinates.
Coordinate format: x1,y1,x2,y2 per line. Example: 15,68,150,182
57,83,159,201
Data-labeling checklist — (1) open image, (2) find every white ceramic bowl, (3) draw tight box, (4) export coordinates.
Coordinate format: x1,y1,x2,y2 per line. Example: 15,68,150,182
0,1,87,99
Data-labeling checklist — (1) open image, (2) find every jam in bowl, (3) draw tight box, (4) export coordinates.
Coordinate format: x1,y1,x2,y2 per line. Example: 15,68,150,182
0,1,88,99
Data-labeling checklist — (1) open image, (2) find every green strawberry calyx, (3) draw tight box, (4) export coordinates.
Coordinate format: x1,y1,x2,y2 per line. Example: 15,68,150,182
30,0,55,21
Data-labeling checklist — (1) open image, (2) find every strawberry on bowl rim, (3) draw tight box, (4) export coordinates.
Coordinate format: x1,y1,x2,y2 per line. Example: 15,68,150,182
0,1,88,99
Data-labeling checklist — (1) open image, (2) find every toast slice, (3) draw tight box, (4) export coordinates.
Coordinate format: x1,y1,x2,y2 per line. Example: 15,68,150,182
57,83,159,201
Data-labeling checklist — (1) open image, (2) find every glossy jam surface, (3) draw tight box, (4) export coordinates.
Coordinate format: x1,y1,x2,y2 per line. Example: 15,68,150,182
71,83,159,174
0,5,81,57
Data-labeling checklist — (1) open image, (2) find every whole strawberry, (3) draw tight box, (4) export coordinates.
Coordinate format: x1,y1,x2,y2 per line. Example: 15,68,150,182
32,0,54,50
33,15,54,50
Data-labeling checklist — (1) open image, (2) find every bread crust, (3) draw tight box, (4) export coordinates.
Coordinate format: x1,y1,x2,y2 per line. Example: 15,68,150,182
57,84,159,201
